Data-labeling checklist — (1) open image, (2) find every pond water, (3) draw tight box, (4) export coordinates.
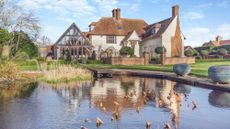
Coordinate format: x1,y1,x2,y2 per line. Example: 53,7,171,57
0,76,230,129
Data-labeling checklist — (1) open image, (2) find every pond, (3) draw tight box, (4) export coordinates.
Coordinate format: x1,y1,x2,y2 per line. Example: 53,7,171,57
0,76,230,129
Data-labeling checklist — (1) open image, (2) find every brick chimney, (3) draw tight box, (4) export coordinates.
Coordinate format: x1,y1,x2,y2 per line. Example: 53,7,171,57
172,5,179,17
112,8,121,20
112,9,116,18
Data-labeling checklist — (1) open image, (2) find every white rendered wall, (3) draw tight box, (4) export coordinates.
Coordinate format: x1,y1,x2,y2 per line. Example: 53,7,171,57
162,16,177,57
141,37,162,58
90,35,125,55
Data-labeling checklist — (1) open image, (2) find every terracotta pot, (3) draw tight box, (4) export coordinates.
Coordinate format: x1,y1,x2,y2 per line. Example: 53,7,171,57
173,63,191,76
208,65,230,84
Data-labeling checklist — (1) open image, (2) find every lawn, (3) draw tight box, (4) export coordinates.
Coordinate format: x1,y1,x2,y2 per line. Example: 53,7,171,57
15,59,230,78
81,59,230,77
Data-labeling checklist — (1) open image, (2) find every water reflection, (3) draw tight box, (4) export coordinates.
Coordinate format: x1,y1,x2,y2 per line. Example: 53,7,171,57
1,76,230,129
42,81,91,109
0,82,37,103
209,91,230,108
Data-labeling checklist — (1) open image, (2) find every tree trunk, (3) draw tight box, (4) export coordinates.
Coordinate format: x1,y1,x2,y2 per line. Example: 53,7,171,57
16,32,21,51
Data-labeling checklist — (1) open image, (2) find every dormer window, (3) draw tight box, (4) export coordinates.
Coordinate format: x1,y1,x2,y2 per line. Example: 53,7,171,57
117,26,123,30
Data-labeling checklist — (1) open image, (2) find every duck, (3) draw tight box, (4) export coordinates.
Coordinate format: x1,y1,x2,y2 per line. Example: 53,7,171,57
96,117,103,127
80,126,87,129
192,101,197,110
113,112,119,119
146,121,151,129
111,116,115,121
84,118,91,122
114,101,120,106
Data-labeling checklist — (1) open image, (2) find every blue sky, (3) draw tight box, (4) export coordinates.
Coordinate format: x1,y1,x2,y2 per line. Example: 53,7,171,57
16,0,230,47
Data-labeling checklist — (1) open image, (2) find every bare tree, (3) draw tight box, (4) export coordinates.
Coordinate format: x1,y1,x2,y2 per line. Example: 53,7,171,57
41,36,51,45
14,11,41,50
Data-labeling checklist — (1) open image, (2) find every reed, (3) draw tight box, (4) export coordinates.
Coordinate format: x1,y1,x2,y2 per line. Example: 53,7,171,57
0,62,20,80
40,65,92,83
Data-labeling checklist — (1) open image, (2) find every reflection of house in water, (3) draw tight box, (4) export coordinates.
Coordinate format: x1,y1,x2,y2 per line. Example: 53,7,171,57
142,78,183,129
48,81,92,108
90,76,145,112
90,76,184,129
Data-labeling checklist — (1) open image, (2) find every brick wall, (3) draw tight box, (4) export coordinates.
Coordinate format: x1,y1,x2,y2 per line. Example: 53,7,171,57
163,57,195,65
102,57,145,65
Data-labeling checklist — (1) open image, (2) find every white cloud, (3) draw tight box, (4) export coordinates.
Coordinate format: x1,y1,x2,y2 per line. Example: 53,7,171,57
17,0,95,20
182,12,204,20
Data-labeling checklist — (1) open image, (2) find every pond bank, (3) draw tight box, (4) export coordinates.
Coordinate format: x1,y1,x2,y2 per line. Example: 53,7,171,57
91,68,230,92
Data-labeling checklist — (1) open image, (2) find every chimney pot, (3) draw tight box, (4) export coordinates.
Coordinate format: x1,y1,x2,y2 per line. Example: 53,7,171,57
112,8,121,20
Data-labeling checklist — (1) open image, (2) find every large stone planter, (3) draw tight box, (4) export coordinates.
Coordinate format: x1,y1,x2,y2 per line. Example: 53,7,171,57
173,63,191,76
208,65,230,84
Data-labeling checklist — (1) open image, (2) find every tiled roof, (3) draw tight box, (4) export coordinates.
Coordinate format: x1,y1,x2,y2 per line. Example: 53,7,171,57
220,40,230,46
142,17,173,41
89,17,147,36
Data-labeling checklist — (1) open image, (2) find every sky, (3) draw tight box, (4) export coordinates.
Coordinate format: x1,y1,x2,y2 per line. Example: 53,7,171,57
15,0,230,47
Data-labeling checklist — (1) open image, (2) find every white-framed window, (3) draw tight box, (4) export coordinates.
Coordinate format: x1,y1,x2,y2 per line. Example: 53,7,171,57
106,36,116,44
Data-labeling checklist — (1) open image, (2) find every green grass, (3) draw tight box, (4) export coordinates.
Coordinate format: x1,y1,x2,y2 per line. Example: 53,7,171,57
12,59,230,78
80,59,230,78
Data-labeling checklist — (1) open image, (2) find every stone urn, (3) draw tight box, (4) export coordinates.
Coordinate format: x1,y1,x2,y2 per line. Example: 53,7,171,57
173,63,191,76
208,65,230,84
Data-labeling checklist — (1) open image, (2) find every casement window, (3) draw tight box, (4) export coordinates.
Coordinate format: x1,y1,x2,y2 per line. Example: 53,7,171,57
106,36,116,44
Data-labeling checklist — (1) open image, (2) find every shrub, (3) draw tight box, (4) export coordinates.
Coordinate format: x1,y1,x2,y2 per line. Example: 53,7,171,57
37,57,46,62
87,59,103,64
91,50,97,60
206,44,216,52
65,49,72,62
59,56,65,60
155,46,166,54
11,31,39,58
0,62,20,80
119,46,134,56
13,52,29,61
184,49,195,57
200,50,209,56
215,45,230,53
217,48,228,56
80,57,87,64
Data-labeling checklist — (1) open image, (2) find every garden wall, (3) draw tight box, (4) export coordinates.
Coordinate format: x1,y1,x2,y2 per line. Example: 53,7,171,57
102,57,145,65
163,57,195,65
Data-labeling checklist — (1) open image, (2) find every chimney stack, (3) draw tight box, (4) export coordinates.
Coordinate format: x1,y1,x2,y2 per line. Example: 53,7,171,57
112,9,116,18
112,8,121,20
172,5,179,17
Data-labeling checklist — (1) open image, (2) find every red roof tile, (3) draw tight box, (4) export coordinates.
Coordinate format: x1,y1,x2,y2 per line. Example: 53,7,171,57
220,40,230,46
89,17,147,36
142,17,173,41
